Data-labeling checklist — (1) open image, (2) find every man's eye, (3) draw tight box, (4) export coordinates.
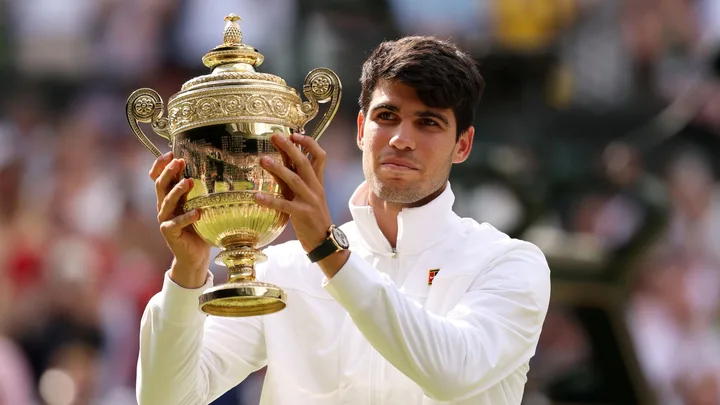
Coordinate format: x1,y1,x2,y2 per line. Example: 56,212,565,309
420,118,438,126
378,112,394,120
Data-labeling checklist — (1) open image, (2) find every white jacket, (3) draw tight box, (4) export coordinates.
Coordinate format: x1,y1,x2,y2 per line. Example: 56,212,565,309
136,182,551,405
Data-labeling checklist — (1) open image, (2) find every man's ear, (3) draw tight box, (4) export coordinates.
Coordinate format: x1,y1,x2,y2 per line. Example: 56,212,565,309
453,126,474,164
356,111,365,150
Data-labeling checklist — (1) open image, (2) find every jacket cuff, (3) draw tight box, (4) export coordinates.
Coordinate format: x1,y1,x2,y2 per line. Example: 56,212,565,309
156,270,213,323
323,252,384,313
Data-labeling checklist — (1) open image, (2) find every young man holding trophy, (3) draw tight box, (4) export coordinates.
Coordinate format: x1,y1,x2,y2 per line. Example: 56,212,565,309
133,15,551,405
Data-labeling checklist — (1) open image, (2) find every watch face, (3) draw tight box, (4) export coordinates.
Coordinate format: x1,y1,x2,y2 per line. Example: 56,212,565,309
332,227,349,248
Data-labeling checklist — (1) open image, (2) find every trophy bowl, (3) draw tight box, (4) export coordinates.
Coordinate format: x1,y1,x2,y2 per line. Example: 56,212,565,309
125,14,341,317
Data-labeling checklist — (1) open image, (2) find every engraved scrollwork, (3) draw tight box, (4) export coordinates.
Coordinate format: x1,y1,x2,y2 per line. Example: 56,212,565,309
197,97,223,119
270,96,290,116
167,89,308,134
152,115,170,135
222,96,243,114
126,88,171,157
246,95,268,115
299,68,342,140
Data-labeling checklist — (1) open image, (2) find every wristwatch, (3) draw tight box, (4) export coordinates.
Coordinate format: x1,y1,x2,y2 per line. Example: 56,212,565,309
307,225,350,263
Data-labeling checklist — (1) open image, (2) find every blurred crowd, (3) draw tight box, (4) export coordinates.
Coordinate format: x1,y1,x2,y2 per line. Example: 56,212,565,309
0,0,718,404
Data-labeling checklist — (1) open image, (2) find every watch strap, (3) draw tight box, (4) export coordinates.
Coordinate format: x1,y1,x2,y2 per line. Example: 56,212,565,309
307,238,341,263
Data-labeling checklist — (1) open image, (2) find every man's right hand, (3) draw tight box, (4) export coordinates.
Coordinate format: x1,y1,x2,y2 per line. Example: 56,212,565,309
150,152,211,289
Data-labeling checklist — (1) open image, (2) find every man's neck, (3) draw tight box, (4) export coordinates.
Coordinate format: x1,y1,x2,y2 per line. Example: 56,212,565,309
367,184,447,249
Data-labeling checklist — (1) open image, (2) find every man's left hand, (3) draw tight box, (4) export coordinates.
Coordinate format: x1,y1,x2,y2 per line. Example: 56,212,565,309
255,132,333,254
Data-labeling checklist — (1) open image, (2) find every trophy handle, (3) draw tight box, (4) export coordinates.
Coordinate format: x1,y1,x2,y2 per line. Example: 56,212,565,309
126,88,171,157
300,68,342,141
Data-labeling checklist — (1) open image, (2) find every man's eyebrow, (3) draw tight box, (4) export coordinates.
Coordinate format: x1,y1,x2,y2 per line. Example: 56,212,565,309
416,110,449,126
369,103,450,126
369,103,399,112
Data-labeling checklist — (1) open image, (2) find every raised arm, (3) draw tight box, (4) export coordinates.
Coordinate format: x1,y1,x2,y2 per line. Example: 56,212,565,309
323,243,551,401
138,153,267,404
137,272,267,405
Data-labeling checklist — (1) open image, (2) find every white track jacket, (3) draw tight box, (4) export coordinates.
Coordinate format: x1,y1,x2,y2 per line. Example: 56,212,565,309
136,182,551,405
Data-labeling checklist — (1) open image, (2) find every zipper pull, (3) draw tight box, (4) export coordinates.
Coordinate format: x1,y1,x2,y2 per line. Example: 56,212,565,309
391,248,397,258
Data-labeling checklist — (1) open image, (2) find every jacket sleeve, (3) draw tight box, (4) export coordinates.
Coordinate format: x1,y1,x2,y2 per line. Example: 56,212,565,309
323,242,551,402
136,271,267,405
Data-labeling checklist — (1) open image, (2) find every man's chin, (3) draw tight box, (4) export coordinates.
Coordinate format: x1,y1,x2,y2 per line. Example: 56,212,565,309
373,181,426,204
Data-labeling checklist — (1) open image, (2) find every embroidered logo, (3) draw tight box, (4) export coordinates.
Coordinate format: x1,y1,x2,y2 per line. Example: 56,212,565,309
428,269,440,286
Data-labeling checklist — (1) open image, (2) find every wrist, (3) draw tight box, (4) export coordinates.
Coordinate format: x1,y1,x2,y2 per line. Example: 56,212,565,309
317,249,351,279
169,258,209,290
301,225,334,254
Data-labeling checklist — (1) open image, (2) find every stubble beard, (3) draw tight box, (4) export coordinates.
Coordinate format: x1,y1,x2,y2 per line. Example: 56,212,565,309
363,154,452,205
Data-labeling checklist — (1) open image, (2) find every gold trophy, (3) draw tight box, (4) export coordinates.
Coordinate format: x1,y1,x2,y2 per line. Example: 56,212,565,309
126,14,341,317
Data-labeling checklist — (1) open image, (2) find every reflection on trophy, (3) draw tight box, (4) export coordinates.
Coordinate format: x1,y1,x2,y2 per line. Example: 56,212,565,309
125,14,342,317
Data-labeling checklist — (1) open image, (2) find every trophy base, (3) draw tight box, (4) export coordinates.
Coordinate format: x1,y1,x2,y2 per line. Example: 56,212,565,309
199,281,287,317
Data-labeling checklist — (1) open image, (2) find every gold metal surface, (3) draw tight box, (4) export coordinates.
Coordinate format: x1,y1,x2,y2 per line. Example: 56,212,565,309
125,13,342,317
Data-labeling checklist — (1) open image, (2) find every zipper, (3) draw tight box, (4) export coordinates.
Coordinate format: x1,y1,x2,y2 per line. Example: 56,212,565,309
391,248,400,284
370,250,397,405
392,213,403,284
370,214,403,404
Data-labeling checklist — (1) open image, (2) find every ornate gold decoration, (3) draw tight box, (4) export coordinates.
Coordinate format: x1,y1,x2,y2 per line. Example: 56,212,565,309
180,72,286,91
126,13,342,317
222,14,243,45
166,86,307,135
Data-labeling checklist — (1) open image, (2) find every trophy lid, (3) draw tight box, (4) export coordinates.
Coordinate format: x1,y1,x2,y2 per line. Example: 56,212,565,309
180,14,287,91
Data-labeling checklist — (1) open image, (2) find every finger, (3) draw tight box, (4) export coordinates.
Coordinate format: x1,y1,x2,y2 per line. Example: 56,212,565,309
155,158,183,212
268,168,294,201
149,151,174,181
254,192,299,215
271,133,320,190
290,133,326,186
279,144,293,172
176,158,186,181
159,209,201,241
158,178,194,223
275,145,294,200
260,155,314,201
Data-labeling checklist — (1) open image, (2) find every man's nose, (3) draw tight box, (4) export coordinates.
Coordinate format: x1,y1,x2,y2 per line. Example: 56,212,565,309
388,124,416,150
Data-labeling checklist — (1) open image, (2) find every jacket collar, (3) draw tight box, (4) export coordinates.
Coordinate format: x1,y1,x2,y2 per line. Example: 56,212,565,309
348,181,461,255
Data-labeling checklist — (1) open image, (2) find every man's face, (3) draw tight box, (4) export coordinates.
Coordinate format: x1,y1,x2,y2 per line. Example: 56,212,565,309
357,80,473,205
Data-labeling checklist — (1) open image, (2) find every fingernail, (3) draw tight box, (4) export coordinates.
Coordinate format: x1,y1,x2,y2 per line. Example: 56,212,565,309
261,156,273,166
163,151,173,158
255,193,266,202
292,133,303,142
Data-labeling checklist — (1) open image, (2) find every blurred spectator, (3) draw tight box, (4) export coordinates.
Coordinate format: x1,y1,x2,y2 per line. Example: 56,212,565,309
628,246,720,405
0,133,34,405
6,0,100,80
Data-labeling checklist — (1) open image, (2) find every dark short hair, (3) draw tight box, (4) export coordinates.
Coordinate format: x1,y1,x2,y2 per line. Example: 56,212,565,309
359,36,485,140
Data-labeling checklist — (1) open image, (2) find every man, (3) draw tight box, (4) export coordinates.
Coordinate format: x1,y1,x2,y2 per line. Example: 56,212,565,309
137,36,551,405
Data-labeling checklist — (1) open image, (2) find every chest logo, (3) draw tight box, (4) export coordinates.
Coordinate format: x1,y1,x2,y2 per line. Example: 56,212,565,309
428,269,440,286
